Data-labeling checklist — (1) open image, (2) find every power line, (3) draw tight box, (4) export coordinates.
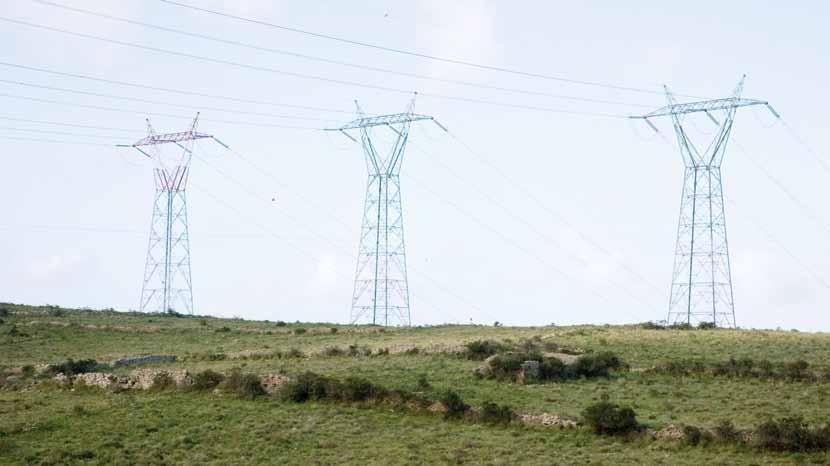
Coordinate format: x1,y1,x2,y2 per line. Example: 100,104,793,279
0,125,129,140
0,115,143,133
0,135,115,146
0,17,627,118
34,0,655,109
0,92,321,130
160,0,699,99
0,78,340,123
0,62,353,115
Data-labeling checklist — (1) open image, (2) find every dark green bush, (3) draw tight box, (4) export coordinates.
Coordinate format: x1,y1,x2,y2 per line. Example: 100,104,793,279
275,321,287,327
683,425,703,445
539,358,569,380
293,328,307,335
0,307,10,318
150,372,175,392
47,359,102,376
282,371,331,402
20,365,35,378
573,352,624,378
223,370,265,399
286,348,305,358
783,360,812,381
464,340,506,360
479,401,515,425
335,376,386,402
697,321,717,329
756,416,830,452
416,373,430,391
439,390,469,420
639,321,665,330
192,370,224,391
713,419,741,443
581,401,639,435
323,346,345,357
215,326,231,333
329,327,338,334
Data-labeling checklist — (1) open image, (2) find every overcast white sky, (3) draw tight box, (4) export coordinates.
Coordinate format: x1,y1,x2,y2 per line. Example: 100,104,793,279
1,1,828,330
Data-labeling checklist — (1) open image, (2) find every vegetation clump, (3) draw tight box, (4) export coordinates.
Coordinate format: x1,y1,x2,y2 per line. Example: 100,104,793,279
581,401,639,435
464,339,508,360
479,401,515,425
191,370,224,391
222,370,265,400
438,390,469,420
150,373,176,392
47,359,104,376
482,350,625,382
755,416,830,452
652,357,823,382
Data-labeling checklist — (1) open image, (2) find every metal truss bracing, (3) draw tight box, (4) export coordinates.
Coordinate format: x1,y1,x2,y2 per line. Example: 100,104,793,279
632,77,778,328
327,99,442,327
132,114,211,314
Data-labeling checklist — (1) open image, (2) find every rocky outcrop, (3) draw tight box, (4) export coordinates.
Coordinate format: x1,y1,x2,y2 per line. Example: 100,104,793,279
261,374,291,394
518,413,578,429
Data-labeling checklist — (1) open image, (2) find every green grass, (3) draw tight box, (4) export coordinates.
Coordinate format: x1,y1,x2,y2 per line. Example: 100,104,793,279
2,303,830,465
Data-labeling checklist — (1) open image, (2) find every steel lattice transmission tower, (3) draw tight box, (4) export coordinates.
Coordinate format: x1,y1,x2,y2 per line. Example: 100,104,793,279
632,77,779,327
121,114,219,314
327,98,445,326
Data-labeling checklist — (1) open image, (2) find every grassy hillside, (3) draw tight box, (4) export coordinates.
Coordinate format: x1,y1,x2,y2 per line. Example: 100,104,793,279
1,303,829,465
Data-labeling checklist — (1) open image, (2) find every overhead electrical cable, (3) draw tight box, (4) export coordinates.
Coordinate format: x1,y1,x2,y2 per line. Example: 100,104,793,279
0,92,321,130
0,16,627,118
0,115,143,133
159,0,700,99
0,78,342,123
0,61,353,115
33,0,655,109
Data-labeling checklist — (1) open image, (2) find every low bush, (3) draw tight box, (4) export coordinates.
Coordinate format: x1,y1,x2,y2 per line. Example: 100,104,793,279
783,360,812,381
581,401,639,435
286,348,305,358
572,352,624,378
697,321,717,329
756,416,830,452
222,370,265,400
479,401,514,425
329,327,338,334
0,306,10,317
439,390,469,420
293,328,307,335
192,370,224,391
274,321,287,327
335,376,386,402
323,346,345,357
713,419,741,443
282,371,332,402
47,359,103,376
465,340,507,360
150,373,175,392
683,425,702,445
416,373,430,391
215,326,231,333
639,321,665,330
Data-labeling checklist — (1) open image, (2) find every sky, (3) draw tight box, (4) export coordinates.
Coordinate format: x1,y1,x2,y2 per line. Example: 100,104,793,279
1,1,828,330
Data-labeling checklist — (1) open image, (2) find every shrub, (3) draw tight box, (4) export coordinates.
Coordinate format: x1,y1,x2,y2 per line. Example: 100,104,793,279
783,360,812,381
479,401,515,425
487,352,530,380
192,370,224,391
215,326,231,333
439,390,469,420
416,373,430,391
48,308,65,317
404,347,420,355
683,425,703,445
573,352,624,378
20,365,35,378
639,321,665,330
375,348,390,356
282,371,332,402
539,358,570,381
286,348,305,358
150,373,175,392
464,340,506,360
336,377,385,402
697,321,717,329
581,401,639,435
756,416,830,452
293,328,307,335
275,321,287,327
329,327,338,334
0,307,9,317
223,370,265,399
713,419,741,443
47,359,102,376
323,346,345,357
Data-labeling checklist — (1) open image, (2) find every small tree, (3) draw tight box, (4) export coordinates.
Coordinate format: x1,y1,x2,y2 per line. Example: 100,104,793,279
582,401,639,435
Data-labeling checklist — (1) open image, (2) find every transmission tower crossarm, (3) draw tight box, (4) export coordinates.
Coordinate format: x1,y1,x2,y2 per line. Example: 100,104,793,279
326,113,435,131
632,97,772,119
131,130,214,146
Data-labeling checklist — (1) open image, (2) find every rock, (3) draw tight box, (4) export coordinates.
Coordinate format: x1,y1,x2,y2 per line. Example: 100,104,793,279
473,354,499,378
113,355,177,368
74,372,116,389
261,374,291,394
518,413,578,429
653,424,685,440
427,401,448,414
53,373,71,387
